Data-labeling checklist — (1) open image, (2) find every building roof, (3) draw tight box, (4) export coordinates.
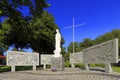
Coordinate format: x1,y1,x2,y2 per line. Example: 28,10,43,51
0,55,5,59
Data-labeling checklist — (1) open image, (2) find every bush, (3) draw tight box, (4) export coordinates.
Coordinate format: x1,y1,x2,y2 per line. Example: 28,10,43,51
0,66,11,72
74,63,84,68
16,66,32,71
89,64,105,68
64,61,71,67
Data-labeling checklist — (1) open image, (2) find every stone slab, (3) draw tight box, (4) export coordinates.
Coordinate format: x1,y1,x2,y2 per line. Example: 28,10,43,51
41,54,54,65
7,51,39,66
70,52,83,64
83,38,119,64
51,57,64,71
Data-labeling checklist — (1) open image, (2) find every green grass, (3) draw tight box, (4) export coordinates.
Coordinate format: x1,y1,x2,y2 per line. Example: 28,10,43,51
0,66,32,72
112,66,120,73
16,66,32,71
0,66,11,72
1,65,120,73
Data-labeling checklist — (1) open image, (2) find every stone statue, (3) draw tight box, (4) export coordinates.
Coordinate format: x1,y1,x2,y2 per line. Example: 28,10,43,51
54,29,61,57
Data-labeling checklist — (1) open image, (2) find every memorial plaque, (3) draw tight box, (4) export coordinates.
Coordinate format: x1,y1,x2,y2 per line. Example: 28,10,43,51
7,51,39,66
83,38,119,64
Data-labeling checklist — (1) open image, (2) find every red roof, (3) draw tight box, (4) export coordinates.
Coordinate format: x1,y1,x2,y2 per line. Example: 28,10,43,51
0,55,5,59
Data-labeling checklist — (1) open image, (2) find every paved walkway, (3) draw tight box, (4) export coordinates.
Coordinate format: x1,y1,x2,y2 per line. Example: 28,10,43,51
0,68,120,80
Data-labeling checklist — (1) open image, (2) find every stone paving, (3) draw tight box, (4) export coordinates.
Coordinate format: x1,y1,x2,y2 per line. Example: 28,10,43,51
0,68,120,80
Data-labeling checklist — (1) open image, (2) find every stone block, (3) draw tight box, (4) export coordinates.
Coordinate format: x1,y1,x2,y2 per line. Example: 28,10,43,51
7,51,39,72
83,38,119,64
7,51,39,66
41,54,54,65
51,57,64,71
70,52,83,64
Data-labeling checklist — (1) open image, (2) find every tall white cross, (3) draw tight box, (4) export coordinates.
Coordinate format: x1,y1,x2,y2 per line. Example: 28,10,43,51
63,17,85,53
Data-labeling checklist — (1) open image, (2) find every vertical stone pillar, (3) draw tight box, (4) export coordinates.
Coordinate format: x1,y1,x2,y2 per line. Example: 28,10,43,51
105,63,112,73
33,65,36,71
71,63,75,68
11,65,15,72
85,63,89,70
43,64,46,69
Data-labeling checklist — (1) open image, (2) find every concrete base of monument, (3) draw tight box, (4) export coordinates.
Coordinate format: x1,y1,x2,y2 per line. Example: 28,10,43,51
51,57,64,71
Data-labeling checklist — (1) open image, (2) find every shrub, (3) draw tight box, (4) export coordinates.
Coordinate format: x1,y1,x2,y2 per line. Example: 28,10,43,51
64,61,71,67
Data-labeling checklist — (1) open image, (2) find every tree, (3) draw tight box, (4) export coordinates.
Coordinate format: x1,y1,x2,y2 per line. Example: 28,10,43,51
30,11,58,54
79,38,94,50
0,0,49,50
67,42,81,53
0,19,10,51
95,32,114,44
95,29,120,56
0,0,65,65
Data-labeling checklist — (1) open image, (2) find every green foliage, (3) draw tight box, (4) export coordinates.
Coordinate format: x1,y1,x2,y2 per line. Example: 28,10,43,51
16,66,32,71
0,0,48,18
0,19,10,51
0,10,2,14
63,53,70,62
0,0,49,51
0,66,33,72
64,61,71,67
74,63,85,68
79,38,94,50
30,11,58,54
67,42,81,53
0,0,62,54
95,29,120,55
0,66,11,72
89,64,105,68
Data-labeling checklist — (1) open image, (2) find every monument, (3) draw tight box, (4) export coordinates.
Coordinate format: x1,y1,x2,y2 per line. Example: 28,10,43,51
51,29,64,71
69,38,119,73
7,51,39,72
83,38,119,73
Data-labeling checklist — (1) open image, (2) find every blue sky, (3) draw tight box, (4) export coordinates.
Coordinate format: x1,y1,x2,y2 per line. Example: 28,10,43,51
46,0,120,47
2,0,120,53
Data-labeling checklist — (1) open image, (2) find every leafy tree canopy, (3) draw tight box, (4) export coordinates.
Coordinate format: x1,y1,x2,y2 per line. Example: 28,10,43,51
0,0,64,55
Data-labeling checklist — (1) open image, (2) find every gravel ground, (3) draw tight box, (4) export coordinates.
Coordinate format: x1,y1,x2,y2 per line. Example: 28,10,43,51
0,68,120,80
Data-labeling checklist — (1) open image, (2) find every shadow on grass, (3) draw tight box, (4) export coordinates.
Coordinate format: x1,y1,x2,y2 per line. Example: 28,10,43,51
16,66,32,71
0,66,11,73
90,68,105,72
0,66,47,73
0,66,33,73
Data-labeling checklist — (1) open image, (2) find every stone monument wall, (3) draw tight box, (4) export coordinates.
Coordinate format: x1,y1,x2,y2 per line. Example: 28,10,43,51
83,38,119,64
70,52,83,64
7,51,39,66
41,54,54,65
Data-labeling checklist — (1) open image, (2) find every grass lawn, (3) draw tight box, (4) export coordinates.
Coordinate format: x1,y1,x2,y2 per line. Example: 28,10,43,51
0,65,120,73
0,66,32,72
0,66,11,72
112,66,120,73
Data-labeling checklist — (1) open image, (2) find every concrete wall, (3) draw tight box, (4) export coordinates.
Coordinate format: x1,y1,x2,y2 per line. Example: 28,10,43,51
70,52,83,64
7,51,39,66
41,54,54,65
69,38,119,64
83,38,119,64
